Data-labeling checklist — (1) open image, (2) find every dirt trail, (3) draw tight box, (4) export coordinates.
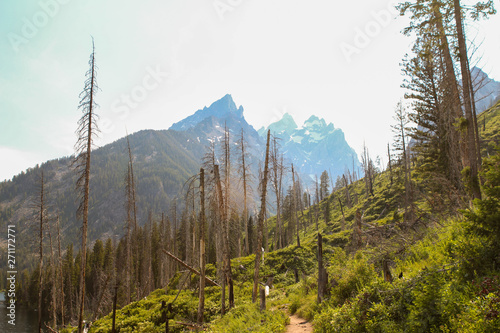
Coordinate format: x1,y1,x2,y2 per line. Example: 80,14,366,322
285,314,313,333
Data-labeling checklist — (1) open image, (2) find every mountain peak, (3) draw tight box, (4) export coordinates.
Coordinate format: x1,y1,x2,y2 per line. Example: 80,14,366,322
258,112,298,136
303,115,329,129
170,94,244,131
205,94,242,116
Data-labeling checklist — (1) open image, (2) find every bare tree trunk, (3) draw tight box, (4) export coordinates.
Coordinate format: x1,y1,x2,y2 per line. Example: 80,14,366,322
253,130,271,302
75,39,99,333
387,143,393,185
317,233,328,304
315,175,320,232
125,164,132,304
47,217,57,329
56,216,65,326
37,171,46,333
432,0,463,189
292,164,300,247
239,129,249,256
343,174,351,208
197,168,206,324
214,165,233,313
271,137,284,250
453,0,481,199
111,285,118,333
337,197,346,231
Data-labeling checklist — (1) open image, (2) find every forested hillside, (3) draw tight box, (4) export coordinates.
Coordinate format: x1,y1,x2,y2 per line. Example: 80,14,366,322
1,0,499,332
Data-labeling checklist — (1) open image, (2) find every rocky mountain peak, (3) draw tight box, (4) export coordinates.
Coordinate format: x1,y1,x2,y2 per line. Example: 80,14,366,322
170,94,244,131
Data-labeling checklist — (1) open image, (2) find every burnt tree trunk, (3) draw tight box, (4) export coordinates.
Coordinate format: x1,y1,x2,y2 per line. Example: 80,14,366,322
253,130,271,303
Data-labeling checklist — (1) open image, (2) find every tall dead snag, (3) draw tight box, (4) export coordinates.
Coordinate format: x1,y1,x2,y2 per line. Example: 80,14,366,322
74,38,99,333
214,165,234,313
361,143,375,197
197,168,206,324
387,143,393,185
270,136,284,250
124,164,133,304
392,102,413,223
342,174,352,208
315,175,320,232
236,129,252,256
56,215,65,326
221,125,235,309
253,130,271,303
317,233,328,304
47,216,57,329
35,171,47,333
292,164,301,247
337,197,346,231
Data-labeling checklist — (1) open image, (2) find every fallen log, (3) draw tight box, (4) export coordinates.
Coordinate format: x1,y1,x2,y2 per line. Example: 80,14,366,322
162,250,220,287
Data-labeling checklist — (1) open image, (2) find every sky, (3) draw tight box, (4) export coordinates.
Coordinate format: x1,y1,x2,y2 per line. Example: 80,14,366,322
1,0,499,182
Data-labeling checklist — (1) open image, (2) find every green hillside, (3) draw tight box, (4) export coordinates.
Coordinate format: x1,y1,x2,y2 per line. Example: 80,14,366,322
84,100,500,332
0,129,202,276
478,99,500,156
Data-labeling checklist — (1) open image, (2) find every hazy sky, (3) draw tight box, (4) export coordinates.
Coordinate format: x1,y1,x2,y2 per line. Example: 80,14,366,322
1,0,499,181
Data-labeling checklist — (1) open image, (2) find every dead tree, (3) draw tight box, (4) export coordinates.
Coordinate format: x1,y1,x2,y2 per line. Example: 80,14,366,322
35,171,47,333
253,130,271,303
337,197,346,231
317,233,328,303
56,215,65,326
236,129,252,256
270,136,284,250
387,143,393,185
214,164,234,313
162,250,219,287
342,174,352,208
74,38,99,333
392,102,413,223
47,216,57,329
124,164,133,304
291,164,301,247
197,168,206,324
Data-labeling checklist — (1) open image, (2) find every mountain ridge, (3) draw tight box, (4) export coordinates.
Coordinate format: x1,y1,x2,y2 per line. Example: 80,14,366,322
259,112,360,179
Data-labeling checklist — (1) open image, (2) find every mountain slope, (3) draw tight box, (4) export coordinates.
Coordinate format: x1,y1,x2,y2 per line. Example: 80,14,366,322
471,67,500,114
170,94,244,131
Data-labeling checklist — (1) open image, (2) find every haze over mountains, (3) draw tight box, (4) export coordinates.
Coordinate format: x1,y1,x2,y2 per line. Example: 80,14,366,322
258,113,360,178
0,94,360,250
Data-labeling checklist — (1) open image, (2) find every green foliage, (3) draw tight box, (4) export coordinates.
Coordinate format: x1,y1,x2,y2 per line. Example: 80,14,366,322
465,147,500,237
90,287,221,333
478,101,500,157
207,302,287,333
